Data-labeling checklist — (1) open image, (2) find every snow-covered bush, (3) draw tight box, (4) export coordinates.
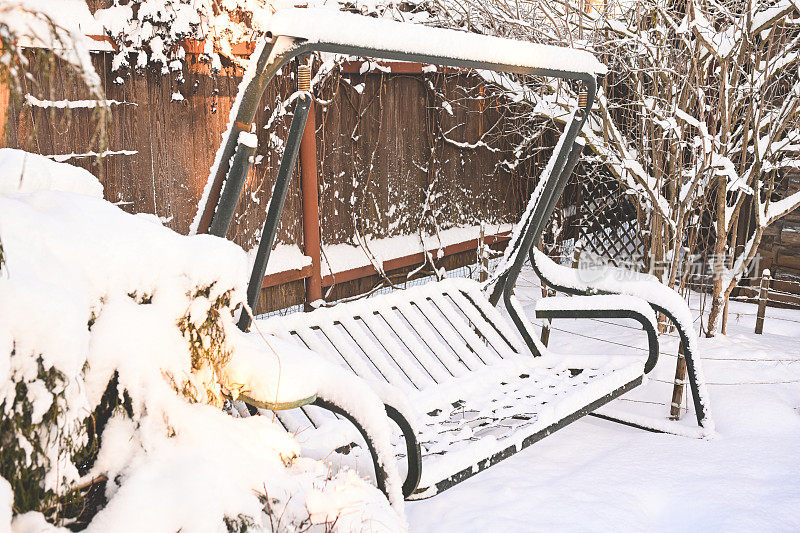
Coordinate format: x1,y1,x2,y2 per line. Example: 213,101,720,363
93,0,442,77
0,0,101,94
0,1,109,161
0,149,404,531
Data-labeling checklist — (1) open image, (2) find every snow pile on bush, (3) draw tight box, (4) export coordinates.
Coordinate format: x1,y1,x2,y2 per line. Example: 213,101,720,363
0,149,404,532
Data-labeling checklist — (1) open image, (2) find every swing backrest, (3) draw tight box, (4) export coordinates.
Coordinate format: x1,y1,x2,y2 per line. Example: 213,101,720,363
193,8,603,330
258,278,528,395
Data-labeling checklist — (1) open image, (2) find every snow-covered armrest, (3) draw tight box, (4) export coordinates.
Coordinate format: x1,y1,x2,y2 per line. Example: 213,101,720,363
223,329,419,505
535,295,658,373
529,247,713,429
535,295,655,324
530,248,695,340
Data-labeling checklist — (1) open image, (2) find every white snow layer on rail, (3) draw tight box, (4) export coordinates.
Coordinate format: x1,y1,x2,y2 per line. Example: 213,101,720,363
45,150,139,162
320,223,512,278
0,150,405,531
255,242,312,276
24,94,136,108
261,8,607,76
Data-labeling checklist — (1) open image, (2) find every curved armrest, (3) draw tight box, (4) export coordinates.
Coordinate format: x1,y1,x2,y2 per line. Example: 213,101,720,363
311,398,421,500
529,247,713,429
237,393,421,500
226,330,414,503
384,404,422,498
535,295,659,373
238,393,316,411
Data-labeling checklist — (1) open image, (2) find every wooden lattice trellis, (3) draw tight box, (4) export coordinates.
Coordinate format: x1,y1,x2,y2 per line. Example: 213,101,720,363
574,172,646,269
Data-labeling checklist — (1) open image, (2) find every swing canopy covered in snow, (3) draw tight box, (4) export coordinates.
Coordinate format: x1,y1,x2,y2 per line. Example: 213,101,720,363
194,8,712,501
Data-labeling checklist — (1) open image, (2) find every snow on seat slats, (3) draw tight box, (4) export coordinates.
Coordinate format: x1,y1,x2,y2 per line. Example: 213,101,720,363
409,357,642,496
257,278,644,498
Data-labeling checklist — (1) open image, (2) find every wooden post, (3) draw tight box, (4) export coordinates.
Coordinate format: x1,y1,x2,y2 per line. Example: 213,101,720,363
539,282,552,347
478,222,489,283
537,240,562,347
571,240,583,270
298,63,323,309
755,268,770,334
669,343,686,419
541,241,581,347
0,75,9,148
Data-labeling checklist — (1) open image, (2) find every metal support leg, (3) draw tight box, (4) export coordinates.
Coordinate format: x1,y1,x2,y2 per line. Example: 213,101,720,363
500,126,589,355
209,139,256,237
238,96,312,330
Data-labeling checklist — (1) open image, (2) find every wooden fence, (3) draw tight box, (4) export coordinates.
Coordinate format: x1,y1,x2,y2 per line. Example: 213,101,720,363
5,46,798,316
1,50,533,313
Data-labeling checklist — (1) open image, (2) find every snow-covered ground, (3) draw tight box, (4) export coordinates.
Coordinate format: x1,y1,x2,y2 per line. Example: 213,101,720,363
2,150,798,531
408,272,800,531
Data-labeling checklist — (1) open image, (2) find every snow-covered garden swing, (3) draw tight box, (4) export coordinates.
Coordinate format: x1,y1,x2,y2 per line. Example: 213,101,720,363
194,9,713,501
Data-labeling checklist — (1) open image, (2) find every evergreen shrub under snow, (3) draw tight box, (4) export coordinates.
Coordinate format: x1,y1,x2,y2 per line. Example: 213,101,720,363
0,149,404,532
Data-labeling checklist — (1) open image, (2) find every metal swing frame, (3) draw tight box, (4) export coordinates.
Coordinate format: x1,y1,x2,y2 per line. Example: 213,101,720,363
194,9,711,500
